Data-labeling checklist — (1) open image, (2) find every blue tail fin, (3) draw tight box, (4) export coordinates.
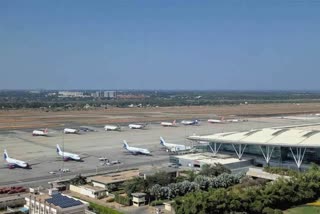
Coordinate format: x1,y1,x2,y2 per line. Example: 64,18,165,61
56,144,61,153
160,137,166,146
123,140,128,149
4,149,8,160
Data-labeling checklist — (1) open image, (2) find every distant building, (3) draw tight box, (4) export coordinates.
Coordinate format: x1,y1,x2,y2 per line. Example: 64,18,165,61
103,91,117,99
58,91,84,97
90,91,117,98
29,90,41,94
117,94,147,99
47,92,57,96
25,193,87,214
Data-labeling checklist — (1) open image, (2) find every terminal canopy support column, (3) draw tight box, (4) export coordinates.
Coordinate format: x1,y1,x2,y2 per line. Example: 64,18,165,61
209,142,222,156
232,144,247,160
259,145,275,166
289,147,306,169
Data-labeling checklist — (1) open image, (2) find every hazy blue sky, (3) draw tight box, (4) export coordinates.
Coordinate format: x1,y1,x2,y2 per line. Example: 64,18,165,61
1,1,320,90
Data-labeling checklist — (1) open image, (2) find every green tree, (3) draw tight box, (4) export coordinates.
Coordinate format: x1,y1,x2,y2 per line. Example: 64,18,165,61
199,163,231,177
124,177,147,196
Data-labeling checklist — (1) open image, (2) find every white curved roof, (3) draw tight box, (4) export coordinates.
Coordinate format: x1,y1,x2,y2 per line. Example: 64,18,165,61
188,128,320,148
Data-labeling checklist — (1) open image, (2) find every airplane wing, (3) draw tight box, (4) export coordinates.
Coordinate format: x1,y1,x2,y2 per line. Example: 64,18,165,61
25,157,45,166
29,162,42,166
123,150,138,155
78,152,90,159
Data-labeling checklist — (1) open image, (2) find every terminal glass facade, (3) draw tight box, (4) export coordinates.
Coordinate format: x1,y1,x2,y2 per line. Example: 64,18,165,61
196,143,320,165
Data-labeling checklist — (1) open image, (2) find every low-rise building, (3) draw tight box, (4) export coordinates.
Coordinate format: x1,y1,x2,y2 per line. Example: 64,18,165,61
70,185,106,199
58,91,84,97
131,193,146,207
0,194,26,210
25,193,87,214
171,153,253,169
88,170,140,189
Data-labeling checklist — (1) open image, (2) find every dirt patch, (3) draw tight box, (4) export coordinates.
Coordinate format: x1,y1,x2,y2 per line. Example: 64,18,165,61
0,103,319,130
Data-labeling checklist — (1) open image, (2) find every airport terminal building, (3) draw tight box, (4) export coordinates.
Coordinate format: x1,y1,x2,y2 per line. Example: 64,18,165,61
188,126,320,169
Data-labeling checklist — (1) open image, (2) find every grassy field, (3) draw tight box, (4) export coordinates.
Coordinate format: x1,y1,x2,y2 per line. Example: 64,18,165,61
2,103,320,130
285,200,320,213
285,205,320,214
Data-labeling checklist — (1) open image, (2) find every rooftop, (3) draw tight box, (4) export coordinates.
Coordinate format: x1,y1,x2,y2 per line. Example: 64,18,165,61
27,193,84,210
90,170,140,185
188,125,320,148
131,193,146,197
80,184,106,192
45,194,83,209
176,153,250,165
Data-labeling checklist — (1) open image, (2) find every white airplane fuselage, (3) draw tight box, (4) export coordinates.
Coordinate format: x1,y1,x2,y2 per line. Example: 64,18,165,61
56,145,81,161
161,120,177,127
4,150,29,169
64,128,79,134
104,125,121,131
160,137,190,151
32,129,48,136
208,119,224,123
123,141,151,155
181,120,199,125
128,124,144,129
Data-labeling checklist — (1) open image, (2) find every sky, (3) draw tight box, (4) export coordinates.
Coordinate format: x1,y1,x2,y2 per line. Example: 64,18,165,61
0,1,320,90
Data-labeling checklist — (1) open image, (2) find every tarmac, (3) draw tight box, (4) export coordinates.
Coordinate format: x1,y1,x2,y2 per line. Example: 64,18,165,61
1,115,320,187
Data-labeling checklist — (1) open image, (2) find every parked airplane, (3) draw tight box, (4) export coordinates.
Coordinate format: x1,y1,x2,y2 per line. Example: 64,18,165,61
181,120,199,125
4,149,30,169
104,125,121,131
123,140,151,155
208,117,246,124
160,120,177,127
128,123,146,129
64,128,79,134
32,128,48,136
160,137,191,152
208,117,225,124
56,144,81,161
225,118,248,123
226,119,240,123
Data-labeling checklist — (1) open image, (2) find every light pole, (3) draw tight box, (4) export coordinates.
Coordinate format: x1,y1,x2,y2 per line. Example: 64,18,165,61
59,124,65,180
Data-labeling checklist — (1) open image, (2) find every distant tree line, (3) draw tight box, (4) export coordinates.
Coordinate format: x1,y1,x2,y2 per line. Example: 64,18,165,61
2,90,320,109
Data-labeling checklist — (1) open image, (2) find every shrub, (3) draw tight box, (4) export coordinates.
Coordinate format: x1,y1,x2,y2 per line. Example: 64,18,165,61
89,202,123,214
150,200,164,206
115,194,131,206
263,166,299,177
106,198,115,203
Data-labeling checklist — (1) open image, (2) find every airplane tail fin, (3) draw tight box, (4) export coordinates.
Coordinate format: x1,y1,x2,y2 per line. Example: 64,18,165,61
160,137,166,146
44,128,48,133
195,120,199,124
173,120,176,125
4,149,8,160
221,116,224,121
123,140,129,149
56,144,61,153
